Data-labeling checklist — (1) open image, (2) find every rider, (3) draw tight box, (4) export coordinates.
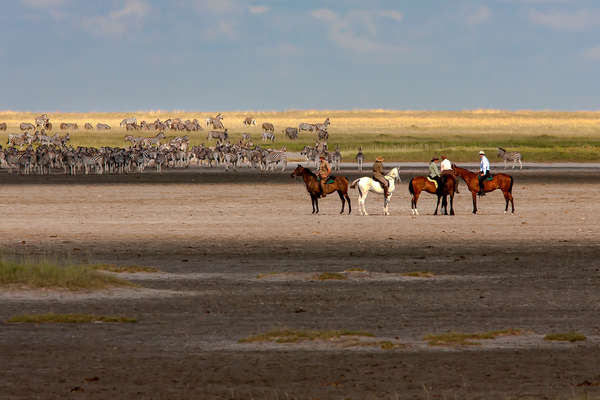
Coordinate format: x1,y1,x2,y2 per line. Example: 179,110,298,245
372,156,389,198
440,155,459,193
428,157,443,195
318,155,331,197
478,150,490,196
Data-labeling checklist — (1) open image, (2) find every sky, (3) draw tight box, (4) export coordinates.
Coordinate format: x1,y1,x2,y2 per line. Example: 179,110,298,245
1,0,600,111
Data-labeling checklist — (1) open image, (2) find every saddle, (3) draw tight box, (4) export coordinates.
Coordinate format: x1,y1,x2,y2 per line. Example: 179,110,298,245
427,177,438,189
319,176,336,184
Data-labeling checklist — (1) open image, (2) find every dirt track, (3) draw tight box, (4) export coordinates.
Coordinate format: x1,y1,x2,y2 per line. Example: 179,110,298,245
1,169,599,399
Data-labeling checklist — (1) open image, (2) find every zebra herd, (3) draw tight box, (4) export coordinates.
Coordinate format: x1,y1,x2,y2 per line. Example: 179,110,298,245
300,143,342,171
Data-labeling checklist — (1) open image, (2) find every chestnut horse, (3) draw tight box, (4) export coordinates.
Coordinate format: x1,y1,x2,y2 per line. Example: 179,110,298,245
408,175,456,216
452,165,514,214
291,165,351,214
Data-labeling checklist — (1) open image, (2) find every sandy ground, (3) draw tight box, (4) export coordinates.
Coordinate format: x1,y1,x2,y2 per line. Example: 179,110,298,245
0,169,599,399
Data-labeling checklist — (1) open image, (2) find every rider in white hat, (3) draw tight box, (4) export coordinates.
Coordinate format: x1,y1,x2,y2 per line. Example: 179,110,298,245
478,150,490,196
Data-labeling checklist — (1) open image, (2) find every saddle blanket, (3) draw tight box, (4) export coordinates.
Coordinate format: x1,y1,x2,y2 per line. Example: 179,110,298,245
426,177,438,189
320,176,336,184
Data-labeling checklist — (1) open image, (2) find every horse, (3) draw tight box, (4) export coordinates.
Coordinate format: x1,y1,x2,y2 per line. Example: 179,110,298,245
408,174,456,216
452,164,514,214
291,165,351,214
350,168,401,216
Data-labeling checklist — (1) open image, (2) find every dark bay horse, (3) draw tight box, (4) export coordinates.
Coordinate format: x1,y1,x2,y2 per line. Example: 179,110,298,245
408,175,455,215
291,165,351,214
452,165,514,214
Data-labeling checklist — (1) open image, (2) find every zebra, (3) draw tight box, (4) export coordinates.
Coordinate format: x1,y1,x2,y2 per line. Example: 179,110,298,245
84,123,93,130
262,131,275,142
0,123,6,131
20,122,35,131
317,129,328,141
265,147,287,172
298,122,315,132
355,146,364,171
120,117,137,128
497,147,522,169
283,127,298,140
243,117,256,126
96,123,111,130
262,122,275,133
207,129,228,141
314,117,330,131
331,145,342,171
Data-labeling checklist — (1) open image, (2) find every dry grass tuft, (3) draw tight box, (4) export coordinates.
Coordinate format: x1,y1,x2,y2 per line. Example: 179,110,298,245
425,329,524,346
314,272,347,281
91,264,159,273
239,329,374,344
256,272,283,279
7,313,137,324
0,258,132,290
403,271,435,278
344,268,366,272
544,332,586,343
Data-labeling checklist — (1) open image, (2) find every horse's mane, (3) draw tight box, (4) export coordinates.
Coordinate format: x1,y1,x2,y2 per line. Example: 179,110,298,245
498,147,505,152
298,165,316,178
452,164,475,175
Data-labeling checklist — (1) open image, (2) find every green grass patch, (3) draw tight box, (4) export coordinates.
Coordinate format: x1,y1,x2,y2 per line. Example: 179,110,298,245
403,271,435,278
425,329,523,346
314,272,347,281
7,313,137,324
0,258,133,290
239,329,375,344
91,264,159,273
544,332,586,343
344,268,366,272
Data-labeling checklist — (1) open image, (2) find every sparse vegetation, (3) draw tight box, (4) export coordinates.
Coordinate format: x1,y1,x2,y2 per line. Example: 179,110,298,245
403,271,435,278
314,272,347,281
425,329,524,346
91,264,159,273
239,329,374,344
544,332,586,343
344,268,366,272
0,258,132,290
7,313,137,324
3,110,600,161
256,272,283,279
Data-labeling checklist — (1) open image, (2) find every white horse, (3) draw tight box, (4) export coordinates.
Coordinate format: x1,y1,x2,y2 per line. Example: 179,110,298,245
350,167,401,216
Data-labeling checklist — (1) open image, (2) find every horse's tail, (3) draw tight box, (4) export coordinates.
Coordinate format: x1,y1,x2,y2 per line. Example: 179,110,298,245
408,178,414,195
350,178,360,189
509,175,514,193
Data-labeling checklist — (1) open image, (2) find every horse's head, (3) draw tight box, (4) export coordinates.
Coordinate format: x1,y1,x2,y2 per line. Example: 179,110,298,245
387,167,401,183
291,164,304,178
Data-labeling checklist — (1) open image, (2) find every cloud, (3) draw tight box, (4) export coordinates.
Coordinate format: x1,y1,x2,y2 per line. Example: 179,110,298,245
464,5,491,25
81,0,151,37
21,0,66,8
529,9,600,30
249,5,269,15
583,45,600,60
311,8,406,54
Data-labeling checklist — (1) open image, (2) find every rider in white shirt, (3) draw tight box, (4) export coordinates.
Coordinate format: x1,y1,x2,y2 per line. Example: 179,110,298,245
440,155,459,193
478,151,490,196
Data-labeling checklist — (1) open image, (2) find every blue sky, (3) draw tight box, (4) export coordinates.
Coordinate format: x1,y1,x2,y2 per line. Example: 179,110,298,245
1,0,600,111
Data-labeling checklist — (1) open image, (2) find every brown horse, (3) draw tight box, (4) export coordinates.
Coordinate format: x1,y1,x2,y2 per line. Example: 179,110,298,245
291,165,351,214
408,175,455,216
452,165,514,214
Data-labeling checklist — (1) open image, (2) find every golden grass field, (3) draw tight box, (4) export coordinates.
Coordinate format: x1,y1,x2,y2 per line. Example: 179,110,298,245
1,109,600,161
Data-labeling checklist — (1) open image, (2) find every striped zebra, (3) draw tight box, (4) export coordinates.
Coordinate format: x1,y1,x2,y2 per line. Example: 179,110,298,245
497,147,522,169
331,145,342,171
265,147,287,172
355,146,364,171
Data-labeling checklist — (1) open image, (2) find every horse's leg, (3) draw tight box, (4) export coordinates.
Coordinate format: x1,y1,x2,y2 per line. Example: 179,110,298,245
338,191,345,214
384,194,392,215
311,195,316,214
472,191,478,214
412,191,420,216
345,192,351,215
442,195,448,215
434,195,441,215
315,197,319,214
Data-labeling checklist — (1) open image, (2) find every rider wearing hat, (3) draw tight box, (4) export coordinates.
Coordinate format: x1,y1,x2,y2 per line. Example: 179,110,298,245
478,150,490,196
372,156,389,198
318,154,331,197
429,156,443,195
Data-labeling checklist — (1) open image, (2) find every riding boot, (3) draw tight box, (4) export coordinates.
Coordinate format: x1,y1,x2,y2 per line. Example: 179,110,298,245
383,186,389,198
320,180,327,198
